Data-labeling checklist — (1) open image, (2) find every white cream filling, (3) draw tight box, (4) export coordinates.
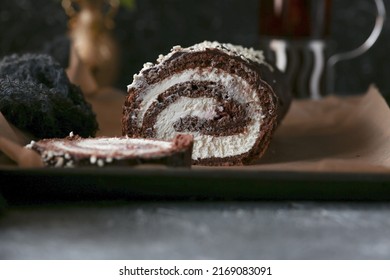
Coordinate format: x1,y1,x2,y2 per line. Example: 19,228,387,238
155,98,261,160
154,96,220,139
192,118,261,160
137,67,259,126
51,138,173,157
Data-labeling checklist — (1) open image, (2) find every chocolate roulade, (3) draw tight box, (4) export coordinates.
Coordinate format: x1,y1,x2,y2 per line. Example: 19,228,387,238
122,41,291,166
26,133,193,168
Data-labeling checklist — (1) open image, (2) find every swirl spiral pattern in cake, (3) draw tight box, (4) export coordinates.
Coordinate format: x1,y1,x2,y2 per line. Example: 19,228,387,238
122,41,291,166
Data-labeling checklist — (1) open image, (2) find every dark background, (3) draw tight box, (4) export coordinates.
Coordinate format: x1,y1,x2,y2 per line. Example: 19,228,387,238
0,0,389,102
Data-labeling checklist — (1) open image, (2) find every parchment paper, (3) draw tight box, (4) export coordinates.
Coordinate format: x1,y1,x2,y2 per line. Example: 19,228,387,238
1,60,389,174
232,85,390,173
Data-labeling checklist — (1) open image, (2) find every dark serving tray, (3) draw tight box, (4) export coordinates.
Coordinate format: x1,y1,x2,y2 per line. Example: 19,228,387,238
1,166,390,205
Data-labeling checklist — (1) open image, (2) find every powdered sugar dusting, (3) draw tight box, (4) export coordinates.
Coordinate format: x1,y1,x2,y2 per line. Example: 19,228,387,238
127,40,273,90
160,41,271,67
187,41,269,67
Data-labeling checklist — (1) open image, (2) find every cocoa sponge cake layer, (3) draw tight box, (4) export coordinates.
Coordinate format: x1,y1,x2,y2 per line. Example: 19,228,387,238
123,41,291,166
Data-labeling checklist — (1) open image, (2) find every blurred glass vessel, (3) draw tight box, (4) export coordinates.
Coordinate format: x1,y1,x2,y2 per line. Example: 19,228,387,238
258,0,386,99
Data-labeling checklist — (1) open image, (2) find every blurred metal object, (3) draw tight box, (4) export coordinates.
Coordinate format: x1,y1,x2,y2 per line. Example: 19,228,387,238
326,0,386,95
62,0,120,89
261,39,326,99
259,0,386,99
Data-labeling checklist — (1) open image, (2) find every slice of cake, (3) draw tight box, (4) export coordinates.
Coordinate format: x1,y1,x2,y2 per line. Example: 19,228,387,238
122,41,291,166
26,133,193,168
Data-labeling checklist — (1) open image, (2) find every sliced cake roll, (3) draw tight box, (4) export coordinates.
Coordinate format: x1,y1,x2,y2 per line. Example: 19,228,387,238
26,133,194,168
122,41,291,166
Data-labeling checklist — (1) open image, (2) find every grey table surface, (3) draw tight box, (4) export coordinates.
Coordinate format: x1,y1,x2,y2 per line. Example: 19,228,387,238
1,200,390,260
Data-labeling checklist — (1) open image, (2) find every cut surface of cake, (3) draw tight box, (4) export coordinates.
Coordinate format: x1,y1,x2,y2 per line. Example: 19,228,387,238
26,133,193,168
122,41,291,166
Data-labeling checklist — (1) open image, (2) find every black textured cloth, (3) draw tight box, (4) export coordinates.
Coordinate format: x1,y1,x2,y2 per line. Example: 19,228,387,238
0,53,98,139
